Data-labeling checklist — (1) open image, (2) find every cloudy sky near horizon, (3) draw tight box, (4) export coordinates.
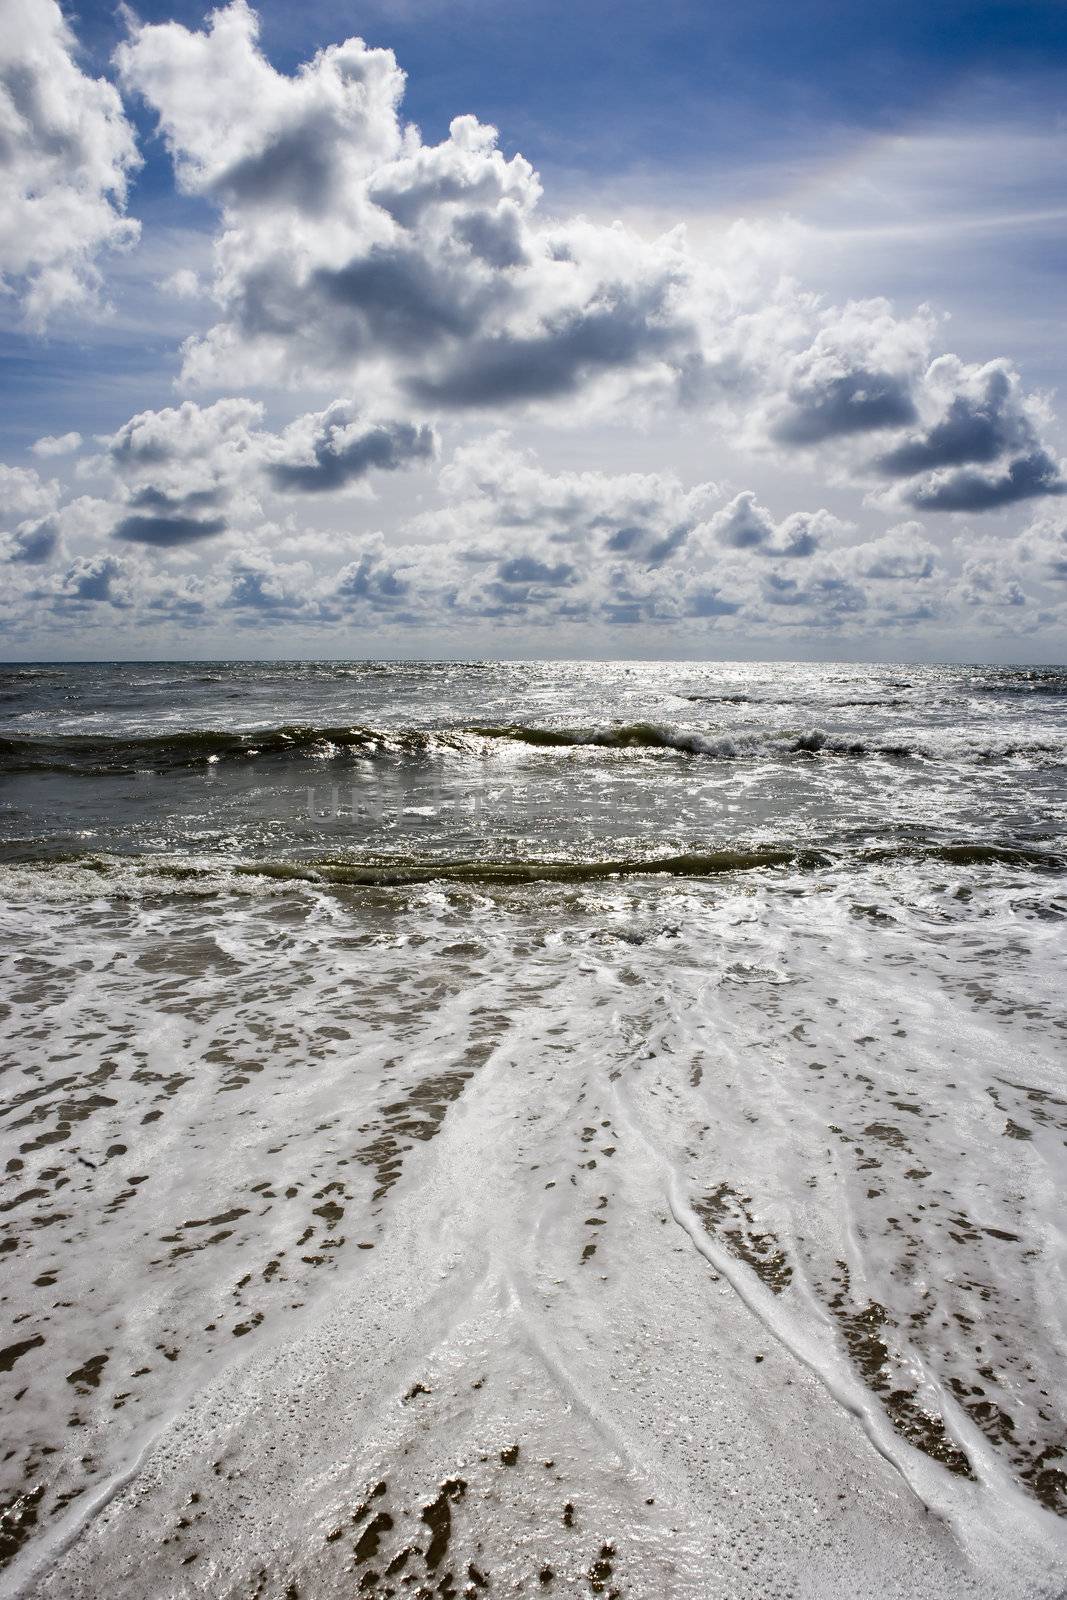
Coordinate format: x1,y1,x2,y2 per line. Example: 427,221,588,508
3,0,1067,660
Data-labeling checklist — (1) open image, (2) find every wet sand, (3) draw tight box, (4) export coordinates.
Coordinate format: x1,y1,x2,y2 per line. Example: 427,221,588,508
1,862,1066,1597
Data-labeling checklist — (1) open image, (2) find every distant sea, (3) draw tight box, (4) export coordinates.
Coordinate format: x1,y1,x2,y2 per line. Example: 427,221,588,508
1,660,1065,1598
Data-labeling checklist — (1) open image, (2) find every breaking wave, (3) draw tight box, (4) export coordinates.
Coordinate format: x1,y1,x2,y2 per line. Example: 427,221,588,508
3,720,1067,774
0,841,1062,896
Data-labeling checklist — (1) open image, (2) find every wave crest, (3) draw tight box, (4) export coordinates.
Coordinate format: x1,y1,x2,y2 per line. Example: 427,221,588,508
2,720,1066,774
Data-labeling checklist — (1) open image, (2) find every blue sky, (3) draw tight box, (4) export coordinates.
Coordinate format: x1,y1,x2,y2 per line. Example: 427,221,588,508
76,0,1067,157
2,0,1067,658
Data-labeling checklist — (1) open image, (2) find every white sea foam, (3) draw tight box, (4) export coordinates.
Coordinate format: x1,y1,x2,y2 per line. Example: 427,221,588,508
1,860,1065,1597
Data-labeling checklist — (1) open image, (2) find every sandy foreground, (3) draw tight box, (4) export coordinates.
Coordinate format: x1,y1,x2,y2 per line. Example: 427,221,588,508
2,870,1066,1599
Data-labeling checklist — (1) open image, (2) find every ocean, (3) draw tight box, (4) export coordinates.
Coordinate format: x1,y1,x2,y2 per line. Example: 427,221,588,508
0,659,1065,1598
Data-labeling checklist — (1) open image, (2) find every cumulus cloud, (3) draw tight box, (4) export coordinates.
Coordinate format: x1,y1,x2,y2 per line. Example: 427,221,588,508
31,431,83,458
104,397,265,546
872,358,1066,512
758,566,868,618
3,515,60,564
706,491,842,557
265,402,436,494
955,557,1027,609
7,6,1067,650
0,0,140,323
764,328,1066,515
117,4,694,406
902,450,1064,513
223,553,325,624
845,523,939,581
335,533,417,615
430,434,720,571
158,267,201,298
2,488,115,570
113,495,230,548
50,553,130,609
386,436,864,627
4,426,1048,642
113,2,1066,522
94,395,439,545
0,462,60,522
765,301,929,447
1015,515,1067,582
0,463,67,566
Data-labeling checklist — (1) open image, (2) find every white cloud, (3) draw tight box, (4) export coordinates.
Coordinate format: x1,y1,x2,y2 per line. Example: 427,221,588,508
78,397,439,548
427,432,720,568
1015,514,1067,583
0,462,60,522
31,431,83,458
705,490,846,558
844,523,939,581
0,0,140,324
364,437,862,628
102,396,266,547
0,463,70,566
955,556,1027,609
158,267,201,298
116,4,701,406
5,427,1063,645
113,2,1066,527
761,299,933,448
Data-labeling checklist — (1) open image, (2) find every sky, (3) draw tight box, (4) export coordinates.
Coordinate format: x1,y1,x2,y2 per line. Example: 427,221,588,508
2,0,1067,660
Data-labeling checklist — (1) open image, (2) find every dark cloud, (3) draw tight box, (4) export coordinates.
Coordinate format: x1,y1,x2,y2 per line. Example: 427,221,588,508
268,408,436,494
113,512,228,547
604,522,689,566
52,555,127,607
495,556,576,585
867,361,1067,512
104,399,264,546
121,10,694,404
108,432,174,471
370,167,513,232
128,486,223,515
103,400,435,550
224,563,320,619
904,449,1065,512
113,483,229,546
771,369,917,446
762,571,805,606
221,119,341,215
311,246,492,357
712,493,773,549
762,570,867,614
772,519,821,558
873,363,1049,489
6,515,59,563
336,551,411,604
688,586,740,618
453,207,528,269
409,285,684,407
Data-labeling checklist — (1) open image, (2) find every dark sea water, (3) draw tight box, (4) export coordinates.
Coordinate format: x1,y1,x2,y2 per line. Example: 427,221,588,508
2,658,1066,873
1,661,1065,1599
